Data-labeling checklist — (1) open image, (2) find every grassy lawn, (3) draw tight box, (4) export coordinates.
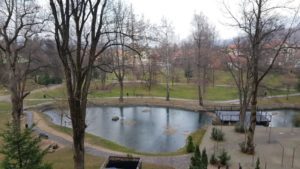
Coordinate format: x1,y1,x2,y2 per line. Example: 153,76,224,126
0,80,45,96
88,83,239,101
27,82,240,101
0,103,11,128
213,70,234,85
45,148,104,169
28,86,68,99
45,148,174,169
24,100,53,106
27,73,298,102
263,73,285,88
89,82,294,101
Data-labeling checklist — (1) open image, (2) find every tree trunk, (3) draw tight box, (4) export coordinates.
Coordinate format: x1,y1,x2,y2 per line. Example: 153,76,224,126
166,80,170,101
11,92,22,129
240,98,247,127
202,67,207,94
10,79,22,130
69,100,86,169
73,127,85,169
286,85,290,100
238,91,243,124
239,91,248,127
212,68,215,87
119,79,124,102
198,84,203,106
246,83,258,154
100,72,106,89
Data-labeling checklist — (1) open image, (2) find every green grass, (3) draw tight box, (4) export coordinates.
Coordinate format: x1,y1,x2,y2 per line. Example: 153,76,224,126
28,82,240,101
214,70,234,85
89,83,239,101
0,80,46,96
45,148,174,169
176,129,206,153
24,100,52,106
23,69,299,102
263,73,285,88
0,102,11,112
45,148,104,169
28,80,298,102
0,103,11,129
28,86,67,99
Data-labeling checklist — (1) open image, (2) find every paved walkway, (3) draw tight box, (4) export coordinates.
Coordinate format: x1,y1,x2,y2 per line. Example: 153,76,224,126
201,126,300,169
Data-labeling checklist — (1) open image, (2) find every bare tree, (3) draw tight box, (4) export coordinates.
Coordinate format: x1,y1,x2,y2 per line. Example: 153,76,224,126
225,37,252,128
0,0,45,129
181,41,194,84
143,51,159,91
192,13,215,106
225,0,300,154
109,1,142,102
158,18,175,101
49,0,139,168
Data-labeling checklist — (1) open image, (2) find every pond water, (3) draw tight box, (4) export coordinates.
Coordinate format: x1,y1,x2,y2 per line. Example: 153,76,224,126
44,106,212,153
268,109,300,127
216,109,300,127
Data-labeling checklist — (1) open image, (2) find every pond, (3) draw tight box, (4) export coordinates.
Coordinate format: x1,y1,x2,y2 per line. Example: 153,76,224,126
216,109,300,127
268,109,300,127
44,106,212,153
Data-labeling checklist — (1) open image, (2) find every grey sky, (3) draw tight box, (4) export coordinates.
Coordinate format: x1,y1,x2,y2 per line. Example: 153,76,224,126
40,0,299,40
126,0,241,40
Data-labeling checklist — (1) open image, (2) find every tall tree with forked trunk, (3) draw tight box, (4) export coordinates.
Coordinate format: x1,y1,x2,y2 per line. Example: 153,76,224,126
192,13,215,106
225,0,300,154
0,0,45,129
49,0,137,168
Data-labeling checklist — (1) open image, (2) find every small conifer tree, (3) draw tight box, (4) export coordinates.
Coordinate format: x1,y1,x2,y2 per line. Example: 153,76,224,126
202,148,208,169
186,136,195,153
255,158,260,169
0,124,52,169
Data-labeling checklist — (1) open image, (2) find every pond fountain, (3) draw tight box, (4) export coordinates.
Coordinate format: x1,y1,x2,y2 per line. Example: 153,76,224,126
44,106,212,153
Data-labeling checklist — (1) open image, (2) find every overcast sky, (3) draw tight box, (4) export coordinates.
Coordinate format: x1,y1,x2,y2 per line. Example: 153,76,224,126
41,0,299,41
126,0,241,40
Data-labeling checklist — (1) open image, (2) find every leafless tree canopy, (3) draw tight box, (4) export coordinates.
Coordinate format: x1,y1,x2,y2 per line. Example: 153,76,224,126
49,0,144,168
0,0,46,128
225,0,300,154
192,12,216,106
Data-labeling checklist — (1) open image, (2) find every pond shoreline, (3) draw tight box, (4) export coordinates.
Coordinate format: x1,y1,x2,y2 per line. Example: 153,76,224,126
25,97,300,118
27,98,212,115
36,105,211,156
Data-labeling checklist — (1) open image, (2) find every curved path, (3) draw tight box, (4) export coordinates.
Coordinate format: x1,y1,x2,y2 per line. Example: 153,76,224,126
26,111,191,169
